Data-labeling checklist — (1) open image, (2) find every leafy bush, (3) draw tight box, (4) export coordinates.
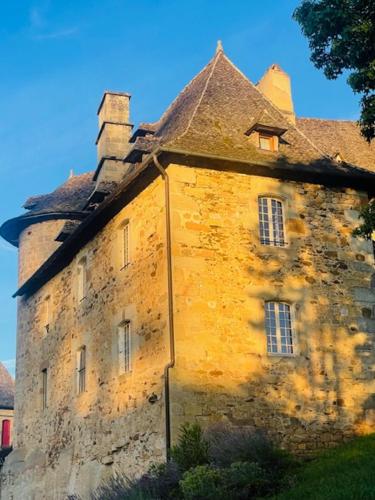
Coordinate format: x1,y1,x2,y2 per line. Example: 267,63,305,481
205,423,293,478
171,423,210,472
180,461,270,500
90,422,293,499
180,465,225,500
91,461,181,500
223,461,269,498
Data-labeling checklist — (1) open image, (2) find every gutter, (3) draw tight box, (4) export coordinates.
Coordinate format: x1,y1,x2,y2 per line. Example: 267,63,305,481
152,154,175,459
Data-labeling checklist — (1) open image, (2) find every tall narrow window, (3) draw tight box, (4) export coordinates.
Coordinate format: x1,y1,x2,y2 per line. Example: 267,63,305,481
1,420,11,448
122,222,130,268
265,302,294,355
43,296,51,335
77,258,87,302
258,197,286,247
42,369,48,409
118,321,132,374
77,346,86,394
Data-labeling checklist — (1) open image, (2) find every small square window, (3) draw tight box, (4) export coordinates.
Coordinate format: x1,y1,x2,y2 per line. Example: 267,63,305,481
259,134,277,152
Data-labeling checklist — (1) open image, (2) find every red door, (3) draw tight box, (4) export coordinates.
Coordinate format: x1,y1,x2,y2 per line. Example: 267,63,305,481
1,420,11,448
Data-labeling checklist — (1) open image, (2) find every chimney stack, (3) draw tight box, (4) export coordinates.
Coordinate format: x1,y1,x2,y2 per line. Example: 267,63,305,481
95,91,133,184
257,65,295,124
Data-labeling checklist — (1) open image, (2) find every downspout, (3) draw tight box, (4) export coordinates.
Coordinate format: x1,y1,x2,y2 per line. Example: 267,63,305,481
152,153,175,459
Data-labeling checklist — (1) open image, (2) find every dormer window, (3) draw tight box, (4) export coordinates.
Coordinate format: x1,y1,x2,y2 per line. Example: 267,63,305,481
259,134,277,152
246,110,287,153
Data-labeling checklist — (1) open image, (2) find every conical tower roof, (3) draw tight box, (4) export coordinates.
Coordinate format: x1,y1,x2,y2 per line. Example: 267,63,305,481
0,362,14,409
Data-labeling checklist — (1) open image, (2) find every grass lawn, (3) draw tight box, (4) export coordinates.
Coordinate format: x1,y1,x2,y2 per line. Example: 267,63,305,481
273,434,375,500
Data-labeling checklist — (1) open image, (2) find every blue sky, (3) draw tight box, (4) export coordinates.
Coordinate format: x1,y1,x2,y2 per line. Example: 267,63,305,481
0,0,360,377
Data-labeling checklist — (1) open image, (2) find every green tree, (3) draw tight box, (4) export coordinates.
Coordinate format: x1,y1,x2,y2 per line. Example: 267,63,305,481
294,0,375,141
352,199,375,239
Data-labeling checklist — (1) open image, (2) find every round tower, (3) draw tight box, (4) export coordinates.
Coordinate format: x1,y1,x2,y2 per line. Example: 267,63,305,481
0,172,95,289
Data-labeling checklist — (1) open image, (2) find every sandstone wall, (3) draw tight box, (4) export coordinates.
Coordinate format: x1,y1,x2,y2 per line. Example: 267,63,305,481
3,161,375,498
167,163,375,453
18,219,66,287
2,176,169,499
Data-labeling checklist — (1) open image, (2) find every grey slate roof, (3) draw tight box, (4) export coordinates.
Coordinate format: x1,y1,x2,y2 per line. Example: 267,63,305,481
297,118,375,172
126,48,374,178
23,172,95,214
0,363,14,409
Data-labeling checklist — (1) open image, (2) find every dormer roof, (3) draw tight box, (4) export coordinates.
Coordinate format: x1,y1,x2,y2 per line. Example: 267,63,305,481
245,110,288,137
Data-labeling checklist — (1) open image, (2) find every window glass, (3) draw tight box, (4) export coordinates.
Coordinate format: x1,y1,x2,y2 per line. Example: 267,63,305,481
265,302,294,355
258,197,286,247
259,135,273,151
118,321,131,374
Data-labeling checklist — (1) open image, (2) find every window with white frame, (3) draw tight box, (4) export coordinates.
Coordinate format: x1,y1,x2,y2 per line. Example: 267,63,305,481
265,302,294,355
258,197,286,247
43,295,51,335
118,321,132,374
77,257,87,302
76,346,86,394
122,222,130,268
42,368,48,409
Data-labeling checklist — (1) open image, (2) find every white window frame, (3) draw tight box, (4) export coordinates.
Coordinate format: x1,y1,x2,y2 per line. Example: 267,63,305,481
76,346,86,394
118,321,132,374
258,197,286,247
265,301,295,355
122,222,130,268
77,258,87,302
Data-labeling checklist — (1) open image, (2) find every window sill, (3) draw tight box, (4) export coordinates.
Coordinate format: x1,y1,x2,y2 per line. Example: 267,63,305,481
267,352,297,358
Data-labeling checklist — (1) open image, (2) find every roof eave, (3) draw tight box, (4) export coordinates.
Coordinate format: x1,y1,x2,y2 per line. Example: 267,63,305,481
12,147,375,298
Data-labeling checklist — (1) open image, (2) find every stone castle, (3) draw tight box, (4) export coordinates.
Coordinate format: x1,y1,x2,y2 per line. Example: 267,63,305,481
1,43,375,498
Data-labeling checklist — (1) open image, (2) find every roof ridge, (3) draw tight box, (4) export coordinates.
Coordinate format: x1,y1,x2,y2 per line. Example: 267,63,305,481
175,50,223,142
155,54,218,133
298,117,357,124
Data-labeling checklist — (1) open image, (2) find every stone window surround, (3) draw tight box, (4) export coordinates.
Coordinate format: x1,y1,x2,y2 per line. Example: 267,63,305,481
113,305,137,380
77,256,87,303
118,218,131,270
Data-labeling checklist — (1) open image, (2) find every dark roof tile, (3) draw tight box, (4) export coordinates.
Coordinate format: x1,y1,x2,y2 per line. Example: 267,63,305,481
297,118,375,172
23,172,95,214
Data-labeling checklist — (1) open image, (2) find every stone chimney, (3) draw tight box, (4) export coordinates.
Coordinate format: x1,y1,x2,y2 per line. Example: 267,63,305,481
95,91,133,184
257,64,295,124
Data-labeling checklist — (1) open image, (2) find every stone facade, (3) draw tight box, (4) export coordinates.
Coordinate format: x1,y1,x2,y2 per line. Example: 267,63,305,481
167,164,375,451
18,220,67,287
2,176,169,499
1,45,375,499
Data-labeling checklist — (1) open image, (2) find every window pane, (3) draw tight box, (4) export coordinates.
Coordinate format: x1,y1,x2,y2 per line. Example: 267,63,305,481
278,303,293,354
258,198,286,247
259,136,272,150
119,322,131,374
265,302,294,355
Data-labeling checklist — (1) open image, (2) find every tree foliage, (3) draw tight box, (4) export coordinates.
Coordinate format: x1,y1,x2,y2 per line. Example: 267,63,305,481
352,199,375,239
294,0,375,141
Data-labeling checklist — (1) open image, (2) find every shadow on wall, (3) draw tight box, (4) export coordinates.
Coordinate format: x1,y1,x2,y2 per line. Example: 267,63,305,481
170,159,375,454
